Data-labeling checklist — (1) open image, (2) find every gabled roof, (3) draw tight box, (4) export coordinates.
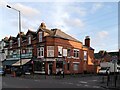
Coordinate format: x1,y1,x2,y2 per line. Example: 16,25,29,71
52,29,81,42
26,29,36,36
36,23,81,42
8,36,16,41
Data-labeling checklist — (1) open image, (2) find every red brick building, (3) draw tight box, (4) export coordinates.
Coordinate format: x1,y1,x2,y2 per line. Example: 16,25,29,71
3,22,95,75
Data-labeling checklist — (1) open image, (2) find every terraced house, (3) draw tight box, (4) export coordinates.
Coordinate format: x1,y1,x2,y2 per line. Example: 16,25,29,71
2,22,95,75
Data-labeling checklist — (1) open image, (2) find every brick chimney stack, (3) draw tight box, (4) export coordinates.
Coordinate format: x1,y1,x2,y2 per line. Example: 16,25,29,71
85,36,90,47
40,22,46,29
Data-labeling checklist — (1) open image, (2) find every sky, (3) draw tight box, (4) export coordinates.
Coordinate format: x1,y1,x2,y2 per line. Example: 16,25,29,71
0,0,119,53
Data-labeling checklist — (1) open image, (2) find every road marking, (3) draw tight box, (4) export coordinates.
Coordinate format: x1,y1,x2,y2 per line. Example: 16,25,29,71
76,84,82,86
84,84,89,87
93,86,100,88
92,80,97,82
79,81,87,84
68,82,73,85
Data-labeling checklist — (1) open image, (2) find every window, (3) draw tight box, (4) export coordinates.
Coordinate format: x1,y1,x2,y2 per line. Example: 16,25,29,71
27,48,32,53
73,63,79,71
37,47,44,58
67,63,70,71
18,38,20,47
67,49,71,57
73,49,79,58
34,61,45,72
9,50,13,55
10,40,12,48
28,36,31,44
47,46,54,57
39,32,42,42
58,46,63,57
84,51,87,61
63,49,67,57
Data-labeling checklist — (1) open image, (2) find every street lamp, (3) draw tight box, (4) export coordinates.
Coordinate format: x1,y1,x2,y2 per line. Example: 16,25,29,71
6,5,22,69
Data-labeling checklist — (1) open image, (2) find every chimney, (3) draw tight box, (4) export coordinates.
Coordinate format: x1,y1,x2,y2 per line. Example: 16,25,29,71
85,36,90,47
40,22,46,29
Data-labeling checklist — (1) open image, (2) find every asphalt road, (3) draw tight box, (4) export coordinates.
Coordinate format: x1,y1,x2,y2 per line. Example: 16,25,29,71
1,74,108,89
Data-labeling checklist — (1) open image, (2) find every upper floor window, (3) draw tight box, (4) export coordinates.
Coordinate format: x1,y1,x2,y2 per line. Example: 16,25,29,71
28,36,31,44
18,38,20,47
84,51,87,61
10,40,12,48
39,32,42,42
27,48,32,53
67,49,71,57
47,46,54,57
58,46,63,57
9,50,13,55
73,49,79,58
63,49,67,57
37,47,44,58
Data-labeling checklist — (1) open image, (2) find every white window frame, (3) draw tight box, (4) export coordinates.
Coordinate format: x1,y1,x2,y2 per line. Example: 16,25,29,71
47,46,54,57
73,49,79,59
58,46,63,57
84,51,87,61
37,47,44,58
63,49,67,57
28,36,31,45
39,32,43,42
67,48,71,58
10,40,12,48
73,63,79,71
18,38,20,47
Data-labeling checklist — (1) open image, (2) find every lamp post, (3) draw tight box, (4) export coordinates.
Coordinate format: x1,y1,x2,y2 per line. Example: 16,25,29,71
6,5,22,69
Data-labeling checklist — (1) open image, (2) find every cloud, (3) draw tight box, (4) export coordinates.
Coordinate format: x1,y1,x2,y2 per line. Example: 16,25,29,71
64,18,85,28
91,3,103,13
0,0,8,7
12,3,40,17
65,5,87,16
98,31,108,38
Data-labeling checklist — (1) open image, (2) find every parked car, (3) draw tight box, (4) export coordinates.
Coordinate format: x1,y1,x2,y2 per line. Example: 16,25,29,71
98,67,110,75
0,68,5,76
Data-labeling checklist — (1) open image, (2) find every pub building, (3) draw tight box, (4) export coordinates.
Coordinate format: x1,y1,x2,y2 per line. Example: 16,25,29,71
2,22,95,75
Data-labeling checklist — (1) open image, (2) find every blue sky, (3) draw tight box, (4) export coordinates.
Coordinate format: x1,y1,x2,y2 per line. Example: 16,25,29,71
0,0,119,53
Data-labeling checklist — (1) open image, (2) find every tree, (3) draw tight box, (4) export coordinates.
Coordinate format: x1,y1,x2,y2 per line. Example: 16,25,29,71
98,50,107,62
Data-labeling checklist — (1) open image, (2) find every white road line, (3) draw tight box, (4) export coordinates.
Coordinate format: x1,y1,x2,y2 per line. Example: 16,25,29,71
79,81,87,84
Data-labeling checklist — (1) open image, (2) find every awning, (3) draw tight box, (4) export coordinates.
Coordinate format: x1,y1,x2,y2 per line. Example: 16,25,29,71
2,60,19,66
12,59,31,66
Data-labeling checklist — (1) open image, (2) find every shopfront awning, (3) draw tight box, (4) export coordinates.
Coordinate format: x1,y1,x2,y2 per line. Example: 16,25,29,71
12,59,31,66
2,60,19,66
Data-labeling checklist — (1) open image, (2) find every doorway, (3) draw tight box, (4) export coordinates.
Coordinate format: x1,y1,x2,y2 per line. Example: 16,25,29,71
48,63,53,75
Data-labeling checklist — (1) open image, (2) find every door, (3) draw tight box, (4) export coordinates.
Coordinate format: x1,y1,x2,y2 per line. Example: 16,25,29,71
48,63,53,75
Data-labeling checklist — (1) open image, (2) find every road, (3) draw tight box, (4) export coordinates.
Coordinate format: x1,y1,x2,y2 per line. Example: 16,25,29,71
1,74,110,89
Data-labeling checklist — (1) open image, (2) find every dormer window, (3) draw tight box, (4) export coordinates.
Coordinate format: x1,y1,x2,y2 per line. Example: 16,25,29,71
10,40,12,48
18,38,20,47
39,32,42,42
28,36,31,44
